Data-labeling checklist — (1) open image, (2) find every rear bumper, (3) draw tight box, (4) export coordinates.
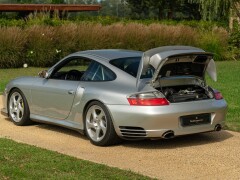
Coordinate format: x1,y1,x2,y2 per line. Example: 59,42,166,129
107,99,227,138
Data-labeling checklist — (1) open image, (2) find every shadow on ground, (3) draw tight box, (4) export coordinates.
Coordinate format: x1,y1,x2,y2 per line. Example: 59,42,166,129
3,117,234,149
3,117,87,140
121,131,233,149
34,123,88,140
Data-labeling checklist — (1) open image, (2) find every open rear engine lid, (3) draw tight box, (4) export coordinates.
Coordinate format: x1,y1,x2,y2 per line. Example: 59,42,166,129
136,46,216,90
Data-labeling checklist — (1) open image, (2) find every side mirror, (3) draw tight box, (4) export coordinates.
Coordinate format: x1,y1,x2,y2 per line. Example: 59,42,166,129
38,70,49,78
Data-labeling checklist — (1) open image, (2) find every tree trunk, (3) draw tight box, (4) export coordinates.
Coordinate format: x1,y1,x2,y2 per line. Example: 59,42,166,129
232,2,240,18
158,6,163,20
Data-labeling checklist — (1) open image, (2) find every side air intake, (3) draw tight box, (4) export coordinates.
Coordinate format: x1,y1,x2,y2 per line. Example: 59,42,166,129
119,126,147,138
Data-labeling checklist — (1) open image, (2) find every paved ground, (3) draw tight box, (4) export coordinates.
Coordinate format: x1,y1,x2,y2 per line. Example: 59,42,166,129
1,96,240,179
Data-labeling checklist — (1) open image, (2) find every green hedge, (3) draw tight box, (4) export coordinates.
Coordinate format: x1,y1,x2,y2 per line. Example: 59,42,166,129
0,20,230,68
0,14,228,28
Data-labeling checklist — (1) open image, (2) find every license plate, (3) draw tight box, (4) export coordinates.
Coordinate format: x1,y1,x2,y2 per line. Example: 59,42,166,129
180,113,211,127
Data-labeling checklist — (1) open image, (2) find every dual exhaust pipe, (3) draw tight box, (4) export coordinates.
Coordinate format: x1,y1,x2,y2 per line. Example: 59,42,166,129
162,124,222,139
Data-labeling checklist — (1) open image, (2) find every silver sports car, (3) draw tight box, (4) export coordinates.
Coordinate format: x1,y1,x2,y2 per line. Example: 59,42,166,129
1,46,227,146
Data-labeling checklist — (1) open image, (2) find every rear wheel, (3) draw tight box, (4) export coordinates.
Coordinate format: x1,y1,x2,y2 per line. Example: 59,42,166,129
8,89,31,126
84,101,120,146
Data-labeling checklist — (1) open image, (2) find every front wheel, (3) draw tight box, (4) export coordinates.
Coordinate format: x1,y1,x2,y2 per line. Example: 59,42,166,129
8,89,31,126
84,101,120,146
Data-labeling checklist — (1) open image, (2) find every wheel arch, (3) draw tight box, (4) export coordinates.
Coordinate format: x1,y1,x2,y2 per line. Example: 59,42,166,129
82,99,121,146
7,87,31,126
82,99,117,132
82,99,105,121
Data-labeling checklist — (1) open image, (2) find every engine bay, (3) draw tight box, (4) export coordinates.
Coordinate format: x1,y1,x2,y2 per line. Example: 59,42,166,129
159,85,214,103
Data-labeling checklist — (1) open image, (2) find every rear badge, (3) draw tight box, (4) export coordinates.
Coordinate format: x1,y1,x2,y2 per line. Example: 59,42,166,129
189,118,204,123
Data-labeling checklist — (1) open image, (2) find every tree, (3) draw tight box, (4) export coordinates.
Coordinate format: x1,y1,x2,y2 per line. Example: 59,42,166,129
126,0,239,21
188,0,234,21
51,0,65,3
125,0,149,19
174,1,201,20
126,0,200,20
231,1,240,18
99,0,130,17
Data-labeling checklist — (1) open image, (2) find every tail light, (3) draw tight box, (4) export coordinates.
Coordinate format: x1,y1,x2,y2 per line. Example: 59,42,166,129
214,91,223,100
127,92,169,106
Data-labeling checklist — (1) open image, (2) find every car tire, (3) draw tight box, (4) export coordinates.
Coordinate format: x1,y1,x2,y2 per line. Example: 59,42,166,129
84,101,121,146
8,89,31,126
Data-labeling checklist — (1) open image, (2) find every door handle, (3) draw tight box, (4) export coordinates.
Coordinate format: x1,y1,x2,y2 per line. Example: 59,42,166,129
68,90,75,95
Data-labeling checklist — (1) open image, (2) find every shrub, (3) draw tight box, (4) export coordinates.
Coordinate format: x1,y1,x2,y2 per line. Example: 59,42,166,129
0,22,230,68
24,25,56,67
0,18,25,27
198,27,229,61
228,32,240,60
0,27,27,68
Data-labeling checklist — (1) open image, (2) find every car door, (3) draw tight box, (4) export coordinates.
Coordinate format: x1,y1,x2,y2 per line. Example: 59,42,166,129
31,56,91,120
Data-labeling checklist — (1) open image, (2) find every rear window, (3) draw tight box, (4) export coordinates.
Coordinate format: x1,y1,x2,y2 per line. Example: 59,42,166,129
110,57,154,78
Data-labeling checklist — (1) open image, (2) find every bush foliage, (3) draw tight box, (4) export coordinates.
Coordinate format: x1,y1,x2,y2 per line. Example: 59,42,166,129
0,18,230,68
228,22,240,60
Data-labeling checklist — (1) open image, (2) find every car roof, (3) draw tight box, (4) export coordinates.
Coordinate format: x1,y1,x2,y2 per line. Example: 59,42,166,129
71,46,205,62
73,49,143,61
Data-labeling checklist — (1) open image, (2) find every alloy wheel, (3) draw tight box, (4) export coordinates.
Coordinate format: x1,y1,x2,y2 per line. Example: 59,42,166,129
86,105,107,142
9,92,24,122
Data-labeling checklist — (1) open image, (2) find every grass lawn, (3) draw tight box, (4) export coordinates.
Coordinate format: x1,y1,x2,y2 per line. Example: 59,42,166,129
206,61,240,131
0,67,43,93
0,61,239,132
0,138,150,179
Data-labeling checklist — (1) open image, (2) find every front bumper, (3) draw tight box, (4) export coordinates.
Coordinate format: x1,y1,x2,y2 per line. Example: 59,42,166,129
107,99,227,139
1,89,8,117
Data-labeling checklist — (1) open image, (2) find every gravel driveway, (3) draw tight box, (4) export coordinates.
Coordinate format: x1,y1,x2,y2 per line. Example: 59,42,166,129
1,96,240,179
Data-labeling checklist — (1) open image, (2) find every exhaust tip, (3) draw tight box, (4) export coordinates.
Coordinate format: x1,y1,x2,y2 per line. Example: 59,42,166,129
215,124,222,131
162,130,175,139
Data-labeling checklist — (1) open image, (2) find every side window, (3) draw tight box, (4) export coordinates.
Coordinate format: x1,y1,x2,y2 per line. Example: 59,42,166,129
81,61,116,81
110,57,141,77
50,57,92,81
110,57,155,78
59,58,91,72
